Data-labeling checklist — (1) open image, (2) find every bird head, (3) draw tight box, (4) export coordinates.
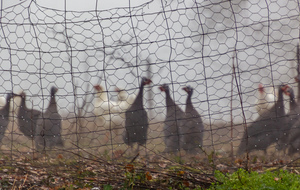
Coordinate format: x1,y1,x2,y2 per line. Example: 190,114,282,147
159,84,169,92
94,85,103,92
279,84,289,94
295,75,300,83
141,77,152,85
283,85,292,96
51,86,58,96
258,83,264,93
183,86,193,94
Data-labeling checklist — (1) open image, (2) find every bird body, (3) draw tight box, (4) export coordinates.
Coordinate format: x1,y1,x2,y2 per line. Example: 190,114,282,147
123,77,151,153
35,87,63,151
237,85,287,155
182,86,204,154
17,92,42,139
276,87,300,153
284,75,300,156
93,85,123,141
0,92,22,121
0,97,6,107
287,119,300,156
116,88,137,114
160,84,185,154
287,44,300,156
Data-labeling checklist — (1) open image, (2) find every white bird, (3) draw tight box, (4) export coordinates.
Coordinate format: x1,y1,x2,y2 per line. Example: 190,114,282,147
256,83,277,116
0,92,22,121
93,85,123,143
115,87,137,114
0,97,5,107
0,92,22,110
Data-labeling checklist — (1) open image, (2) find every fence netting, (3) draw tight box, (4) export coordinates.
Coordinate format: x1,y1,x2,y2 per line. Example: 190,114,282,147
0,0,299,188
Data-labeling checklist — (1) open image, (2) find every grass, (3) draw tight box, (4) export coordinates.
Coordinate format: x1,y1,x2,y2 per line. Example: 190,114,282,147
209,169,300,190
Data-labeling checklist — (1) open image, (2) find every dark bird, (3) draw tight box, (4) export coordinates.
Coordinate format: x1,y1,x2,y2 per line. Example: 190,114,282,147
276,86,299,153
296,43,300,103
237,84,288,155
16,92,41,139
0,93,15,143
159,84,185,154
182,86,204,154
281,45,300,156
35,87,63,151
284,87,300,156
287,119,300,156
123,77,152,153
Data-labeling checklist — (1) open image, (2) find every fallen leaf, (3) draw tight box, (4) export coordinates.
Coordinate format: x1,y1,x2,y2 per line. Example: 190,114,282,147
125,164,134,173
183,180,189,187
113,150,123,159
57,154,63,159
146,171,152,180
177,171,184,176
235,159,243,165
158,163,167,168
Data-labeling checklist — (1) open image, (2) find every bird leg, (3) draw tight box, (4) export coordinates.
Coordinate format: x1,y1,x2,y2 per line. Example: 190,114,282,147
136,144,140,154
144,145,148,161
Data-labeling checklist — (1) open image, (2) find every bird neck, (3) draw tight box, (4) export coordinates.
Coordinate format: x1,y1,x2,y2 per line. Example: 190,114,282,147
118,91,127,102
277,88,283,102
134,83,145,106
258,90,265,100
276,88,284,114
48,95,58,111
96,91,108,102
165,90,176,107
290,93,297,110
185,93,193,111
20,98,26,107
3,100,10,115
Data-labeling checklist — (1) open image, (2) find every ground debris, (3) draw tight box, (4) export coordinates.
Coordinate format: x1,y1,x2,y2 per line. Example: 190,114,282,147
0,153,217,189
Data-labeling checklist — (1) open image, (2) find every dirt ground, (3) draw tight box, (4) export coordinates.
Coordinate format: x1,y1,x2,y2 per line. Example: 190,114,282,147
0,114,298,189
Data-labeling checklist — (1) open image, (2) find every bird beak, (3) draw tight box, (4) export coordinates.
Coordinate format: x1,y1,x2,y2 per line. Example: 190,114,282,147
159,86,165,92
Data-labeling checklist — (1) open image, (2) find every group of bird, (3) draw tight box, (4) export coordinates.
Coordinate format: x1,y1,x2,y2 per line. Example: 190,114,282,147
93,77,204,155
2,59,300,158
92,48,300,157
0,86,63,152
237,45,300,156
